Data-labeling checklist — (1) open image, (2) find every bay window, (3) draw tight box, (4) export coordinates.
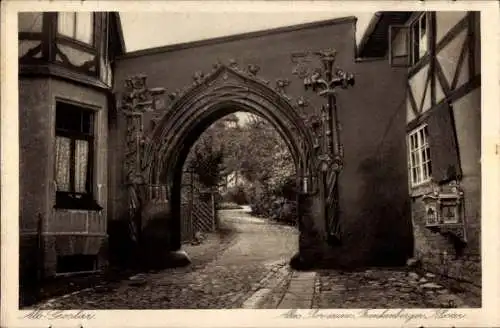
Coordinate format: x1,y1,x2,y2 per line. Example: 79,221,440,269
57,12,94,45
55,102,100,210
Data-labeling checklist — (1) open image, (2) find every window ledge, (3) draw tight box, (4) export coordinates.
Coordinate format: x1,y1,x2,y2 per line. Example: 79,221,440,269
410,181,434,197
54,198,103,212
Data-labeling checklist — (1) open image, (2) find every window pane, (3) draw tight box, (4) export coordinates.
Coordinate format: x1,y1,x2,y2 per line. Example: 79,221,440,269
56,105,81,132
419,129,425,145
75,12,93,44
19,13,43,32
74,139,89,193
419,15,428,57
410,134,417,150
55,136,71,191
81,110,92,134
421,149,427,161
57,12,75,38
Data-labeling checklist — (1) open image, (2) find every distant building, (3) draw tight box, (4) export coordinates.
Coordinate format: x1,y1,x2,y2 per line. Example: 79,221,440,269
358,11,481,292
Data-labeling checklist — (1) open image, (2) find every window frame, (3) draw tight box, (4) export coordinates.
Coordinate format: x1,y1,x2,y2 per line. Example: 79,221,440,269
54,100,101,211
407,124,432,187
56,12,96,49
389,12,431,69
409,12,429,66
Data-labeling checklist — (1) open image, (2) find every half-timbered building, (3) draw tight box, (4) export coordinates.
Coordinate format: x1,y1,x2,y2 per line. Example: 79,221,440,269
358,11,481,292
18,12,125,294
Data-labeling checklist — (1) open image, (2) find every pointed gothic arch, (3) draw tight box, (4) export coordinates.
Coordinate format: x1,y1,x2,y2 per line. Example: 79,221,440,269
141,65,319,253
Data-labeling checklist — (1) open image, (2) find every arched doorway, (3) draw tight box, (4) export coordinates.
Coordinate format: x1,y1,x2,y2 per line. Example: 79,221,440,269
130,64,325,269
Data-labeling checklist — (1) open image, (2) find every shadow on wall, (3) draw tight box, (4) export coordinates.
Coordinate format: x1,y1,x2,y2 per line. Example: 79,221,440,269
356,144,414,267
107,201,173,270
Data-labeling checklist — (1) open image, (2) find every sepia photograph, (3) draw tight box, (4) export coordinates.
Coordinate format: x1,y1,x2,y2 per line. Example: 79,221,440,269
2,1,500,327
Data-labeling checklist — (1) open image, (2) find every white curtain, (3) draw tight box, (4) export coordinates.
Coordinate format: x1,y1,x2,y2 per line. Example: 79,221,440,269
75,139,89,193
55,136,71,191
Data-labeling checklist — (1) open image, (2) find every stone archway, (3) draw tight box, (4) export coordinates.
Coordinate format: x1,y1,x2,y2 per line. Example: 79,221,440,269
122,63,330,270
149,64,323,267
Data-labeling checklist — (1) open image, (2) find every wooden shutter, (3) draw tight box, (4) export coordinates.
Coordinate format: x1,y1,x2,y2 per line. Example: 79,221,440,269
427,102,462,182
389,25,411,67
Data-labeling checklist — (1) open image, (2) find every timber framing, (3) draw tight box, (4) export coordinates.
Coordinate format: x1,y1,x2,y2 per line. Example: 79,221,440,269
406,74,480,132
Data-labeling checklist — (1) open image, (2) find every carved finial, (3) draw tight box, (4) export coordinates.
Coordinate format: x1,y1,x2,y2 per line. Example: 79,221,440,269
275,78,291,96
296,96,309,108
228,58,238,69
193,71,205,85
247,64,260,76
213,61,222,71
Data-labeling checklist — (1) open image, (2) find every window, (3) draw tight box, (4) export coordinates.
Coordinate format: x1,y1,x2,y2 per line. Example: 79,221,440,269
389,12,429,67
408,124,432,186
57,12,94,45
410,13,428,65
55,102,100,210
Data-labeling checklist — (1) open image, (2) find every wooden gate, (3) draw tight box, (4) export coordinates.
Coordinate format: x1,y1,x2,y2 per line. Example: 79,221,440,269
181,170,217,243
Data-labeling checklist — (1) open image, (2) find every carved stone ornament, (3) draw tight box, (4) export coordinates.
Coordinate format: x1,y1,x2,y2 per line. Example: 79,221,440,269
247,64,260,76
228,58,239,69
124,62,316,191
275,78,291,100
193,71,206,85
292,48,356,244
121,75,167,187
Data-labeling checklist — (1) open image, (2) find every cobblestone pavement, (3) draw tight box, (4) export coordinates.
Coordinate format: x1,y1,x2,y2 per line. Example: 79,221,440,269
311,269,479,309
36,207,298,309
35,207,480,309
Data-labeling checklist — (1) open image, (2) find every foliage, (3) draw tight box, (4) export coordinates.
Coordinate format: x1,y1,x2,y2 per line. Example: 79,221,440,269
184,112,297,223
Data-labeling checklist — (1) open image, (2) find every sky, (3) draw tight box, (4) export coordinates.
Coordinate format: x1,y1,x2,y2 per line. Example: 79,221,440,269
119,11,375,53
119,11,375,124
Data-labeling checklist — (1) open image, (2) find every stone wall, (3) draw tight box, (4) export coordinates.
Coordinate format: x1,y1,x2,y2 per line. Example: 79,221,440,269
112,18,412,268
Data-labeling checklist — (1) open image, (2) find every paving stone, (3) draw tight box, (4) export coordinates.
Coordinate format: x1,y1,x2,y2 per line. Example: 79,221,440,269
421,282,443,289
32,209,479,310
408,272,420,280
